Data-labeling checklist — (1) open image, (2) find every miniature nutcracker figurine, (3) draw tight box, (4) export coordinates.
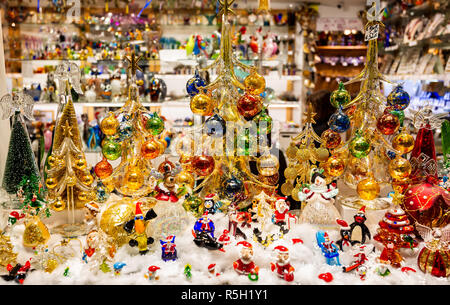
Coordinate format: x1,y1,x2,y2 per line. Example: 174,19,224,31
204,193,219,214
349,206,371,244
84,202,100,232
152,160,183,202
160,235,177,261
270,245,295,282
145,265,160,280
123,202,158,255
316,231,340,266
336,219,358,252
193,212,223,250
233,241,259,277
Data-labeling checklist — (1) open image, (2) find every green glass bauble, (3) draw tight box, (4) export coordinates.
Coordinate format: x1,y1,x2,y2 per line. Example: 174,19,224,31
330,82,351,108
102,137,122,161
349,131,371,159
144,112,165,135
253,108,272,135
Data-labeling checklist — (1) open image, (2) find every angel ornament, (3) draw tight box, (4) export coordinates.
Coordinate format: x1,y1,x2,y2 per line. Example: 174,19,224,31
416,223,450,278
298,168,341,228
54,61,83,96
0,91,35,121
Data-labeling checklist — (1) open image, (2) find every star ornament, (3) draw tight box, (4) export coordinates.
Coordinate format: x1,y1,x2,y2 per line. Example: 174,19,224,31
218,0,236,19
124,52,143,77
303,102,317,124
0,91,35,121
61,120,73,137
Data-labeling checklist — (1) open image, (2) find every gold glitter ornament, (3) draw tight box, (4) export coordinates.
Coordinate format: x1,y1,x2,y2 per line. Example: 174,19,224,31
47,155,57,168
286,144,298,160
314,147,330,162
99,200,135,246
296,148,310,162
0,232,18,267
23,216,51,248
74,155,87,170
281,182,294,196
190,93,215,116
284,167,298,180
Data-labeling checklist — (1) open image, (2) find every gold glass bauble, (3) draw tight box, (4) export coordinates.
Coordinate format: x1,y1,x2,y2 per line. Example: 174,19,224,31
296,148,310,162
51,198,66,212
314,147,330,162
281,182,294,196
47,155,57,168
284,167,298,180
286,144,298,160
388,156,412,180
291,186,300,201
45,259,59,273
392,131,415,154
257,154,279,176
100,112,119,136
190,93,214,116
324,155,345,177
77,191,90,202
81,173,94,185
23,216,51,248
141,139,160,159
45,177,57,189
244,70,266,95
100,200,135,246
74,156,87,170
356,176,380,200
176,170,196,189
124,167,145,190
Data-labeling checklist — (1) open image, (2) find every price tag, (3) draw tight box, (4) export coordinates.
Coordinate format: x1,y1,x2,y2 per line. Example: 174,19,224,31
365,23,379,41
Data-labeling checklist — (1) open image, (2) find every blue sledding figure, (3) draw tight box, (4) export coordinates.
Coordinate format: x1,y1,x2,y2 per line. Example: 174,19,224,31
316,231,340,266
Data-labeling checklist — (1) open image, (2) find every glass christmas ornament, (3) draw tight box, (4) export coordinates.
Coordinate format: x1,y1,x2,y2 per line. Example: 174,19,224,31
286,144,298,160
253,109,272,135
176,170,196,189
223,176,244,199
357,176,380,200
441,120,450,167
330,82,351,108
96,182,109,203
324,155,345,177
321,129,341,149
284,166,297,180
141,139,161,160
22,216,50,248
244,69,266,95
81,173,94,186
47,155,57,168
190,93,214,116
377,112,400,135
205,114,226,138
100,112,119,136
94,156,113,179
386,107,405,126
296,148,310,162
45,177,57,190
392,130,415,154
328,108,350,133
51,197,66,212
192,155,215,176
182,194,204,218
186,70,207,97
118,115,134,141
387,85,410,111
143,112,165,135
124,166,145,191
257,154,279,176
237,93,263,119
349,131,371,158
74,155,87,170
313,147,330,162
388,156,412,180
102,137,122,161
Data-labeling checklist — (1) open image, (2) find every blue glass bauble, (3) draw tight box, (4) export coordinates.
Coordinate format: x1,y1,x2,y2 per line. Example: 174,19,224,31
328,109,350,133
222,176,243,199
387,85,410,111
118,115,133,141
205,114,226,138
186,71,207,97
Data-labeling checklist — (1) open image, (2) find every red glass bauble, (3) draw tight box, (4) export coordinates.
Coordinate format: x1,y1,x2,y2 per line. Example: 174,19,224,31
94,156,113,179
191,155,215,176
237,93,263,119
377,112,400,135
321,129,341,149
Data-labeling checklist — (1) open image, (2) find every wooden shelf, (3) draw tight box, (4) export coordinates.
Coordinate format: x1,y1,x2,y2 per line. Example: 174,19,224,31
316,45,367,57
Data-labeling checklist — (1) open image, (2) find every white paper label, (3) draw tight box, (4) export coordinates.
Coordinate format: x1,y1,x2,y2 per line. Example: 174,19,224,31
365,23,379,41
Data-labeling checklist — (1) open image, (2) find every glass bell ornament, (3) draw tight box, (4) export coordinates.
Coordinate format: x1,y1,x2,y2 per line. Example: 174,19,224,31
244,69,266,95
356,175,380,201
237,93,263,119
100,112,119,136
377,111,400,135
190,93,215,116
102,137,122,161
94,156,113,179
205,114,226,138
388,155,412,180
349,130,371,159
321,129,341,149
328,108,350,133
192,155,215,176
392,130,415,154
387,85,410,111
186,70,207,97
330,82,351,108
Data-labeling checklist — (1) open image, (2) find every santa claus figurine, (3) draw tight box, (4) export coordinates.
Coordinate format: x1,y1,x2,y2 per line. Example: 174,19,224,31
270,245,295,282
160,235,177,261
298,169,340,227
272,197,297,233
218,229,232,246
233,241,259,277
145,265,160,280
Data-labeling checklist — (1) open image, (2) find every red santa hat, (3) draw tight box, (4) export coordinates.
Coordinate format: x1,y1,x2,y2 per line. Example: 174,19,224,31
205,193,216,200
148,265,160,272
336,219,350,230
274,245,289,253
208,264,216,272
276,197,287,203
165,235,175,243
236,241,253,249
357,206,366,215
135,202,143,217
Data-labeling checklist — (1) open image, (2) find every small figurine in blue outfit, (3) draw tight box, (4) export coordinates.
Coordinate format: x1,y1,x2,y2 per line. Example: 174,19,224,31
160,235,177,261
192,212,223,250
113,262,126,275
316,231,340,266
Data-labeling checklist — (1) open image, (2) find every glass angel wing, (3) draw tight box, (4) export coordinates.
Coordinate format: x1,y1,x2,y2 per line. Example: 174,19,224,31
0,92,35,121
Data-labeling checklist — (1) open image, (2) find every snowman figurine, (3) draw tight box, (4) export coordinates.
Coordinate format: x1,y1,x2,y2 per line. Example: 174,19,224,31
298,168,341,228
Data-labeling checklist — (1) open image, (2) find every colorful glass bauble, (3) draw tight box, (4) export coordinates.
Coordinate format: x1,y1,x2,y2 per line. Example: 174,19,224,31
328,108,350,133
176,170,195,189
377,112,400,135
253,109,272,135
192,155,215,176
143,112,165,135
51,197,66,212
182,195,203,218
237,93,263,119
330,82,351,108
100,112,119,136
357,176,380,200
186,70,207,97
388,156,412,180
190,93,215,116
124,166,145,191
141,139,161,160
324,155,345,177
387,85,410,111
349,131,371,159
257,154,279,176
392,131,415,154
403,176,450,228
118,115,134,140
321,129,341,149
223,176,243,199
96,182,109,203
244,70,266,95
102,137,122,161
205,114,226,138
94,156,113,179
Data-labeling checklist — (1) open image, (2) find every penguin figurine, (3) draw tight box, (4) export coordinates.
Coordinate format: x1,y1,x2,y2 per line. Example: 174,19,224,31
336,219,358,251
349,206,371,244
